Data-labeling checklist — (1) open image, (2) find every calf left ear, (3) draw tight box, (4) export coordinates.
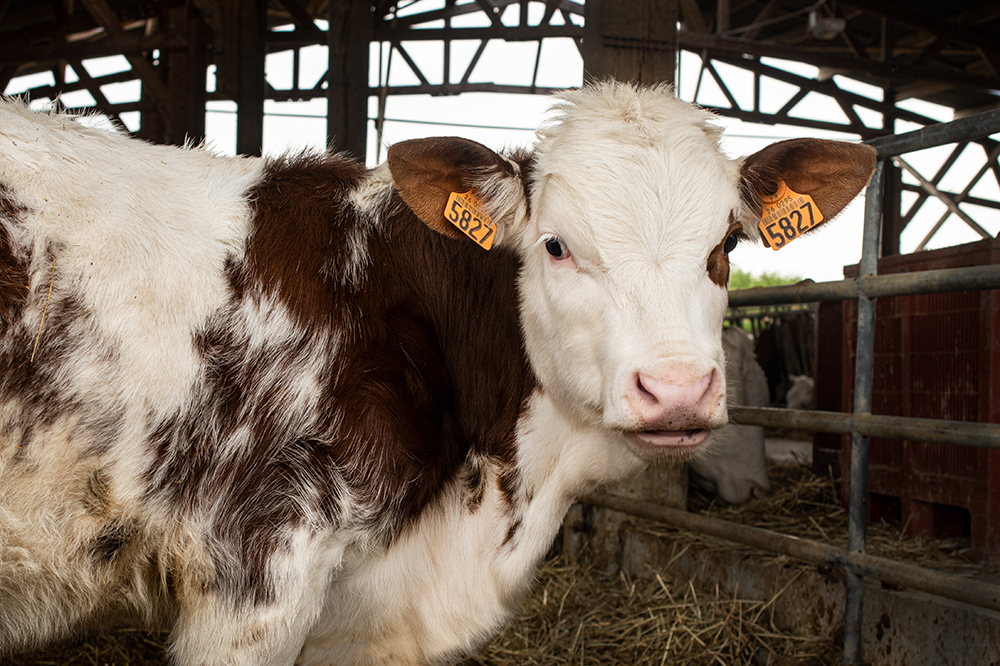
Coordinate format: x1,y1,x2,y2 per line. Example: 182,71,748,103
739,138,876,233
387,137,527,247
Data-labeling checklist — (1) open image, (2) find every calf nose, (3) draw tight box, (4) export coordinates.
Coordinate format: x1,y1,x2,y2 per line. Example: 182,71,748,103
629,369,723,429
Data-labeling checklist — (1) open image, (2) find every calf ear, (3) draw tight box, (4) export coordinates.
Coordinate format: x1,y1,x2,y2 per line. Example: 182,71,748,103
387,137,527,247
739,138,876,234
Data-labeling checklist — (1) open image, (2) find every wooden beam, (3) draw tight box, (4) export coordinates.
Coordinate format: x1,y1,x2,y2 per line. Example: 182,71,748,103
326,0,370,160
273,0,324,40
716,0,729,34
678,0,707,34
165,4,208,146
78,0,170,103
0,33,180,64
236,0,266,156
840,0,1000,59
583,0,677,85
743,0,782,41
188,0,224,40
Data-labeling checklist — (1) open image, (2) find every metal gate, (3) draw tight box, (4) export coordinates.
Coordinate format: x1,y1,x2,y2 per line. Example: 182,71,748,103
586,107,1000,666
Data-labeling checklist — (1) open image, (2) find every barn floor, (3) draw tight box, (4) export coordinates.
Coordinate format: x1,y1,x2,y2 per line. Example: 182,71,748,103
0,554,839,666
1,455,993,666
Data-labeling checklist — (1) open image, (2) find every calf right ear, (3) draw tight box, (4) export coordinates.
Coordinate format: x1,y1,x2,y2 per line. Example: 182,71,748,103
387,137,528,248
739,138,876,237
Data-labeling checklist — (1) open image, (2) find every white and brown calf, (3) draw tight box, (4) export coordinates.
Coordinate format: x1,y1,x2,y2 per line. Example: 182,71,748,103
0,82,874,665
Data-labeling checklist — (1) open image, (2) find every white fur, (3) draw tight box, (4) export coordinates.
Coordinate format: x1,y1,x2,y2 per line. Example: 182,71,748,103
516,83,741,455
0,103,263,419
299,392,645,665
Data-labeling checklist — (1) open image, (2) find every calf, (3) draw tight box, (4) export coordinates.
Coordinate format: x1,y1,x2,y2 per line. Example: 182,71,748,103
690,326,771,504
0,83,874,665
786,374,817,411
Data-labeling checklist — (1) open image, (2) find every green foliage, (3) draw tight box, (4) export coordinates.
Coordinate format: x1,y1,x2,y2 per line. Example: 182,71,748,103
729,268,802,290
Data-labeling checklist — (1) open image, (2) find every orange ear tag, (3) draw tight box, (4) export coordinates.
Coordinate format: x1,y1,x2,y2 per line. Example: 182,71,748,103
757,180,824,251
444,191,497,250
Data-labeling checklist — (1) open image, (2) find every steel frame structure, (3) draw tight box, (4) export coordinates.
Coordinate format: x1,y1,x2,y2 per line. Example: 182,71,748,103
3,0,998,252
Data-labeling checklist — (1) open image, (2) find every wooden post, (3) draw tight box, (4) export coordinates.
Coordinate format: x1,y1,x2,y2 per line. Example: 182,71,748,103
165,4,208,146
236,0,266,156
327,0,371,161
583,0,678,85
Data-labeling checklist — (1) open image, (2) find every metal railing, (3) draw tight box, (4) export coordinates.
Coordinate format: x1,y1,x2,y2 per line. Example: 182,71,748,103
587,108,1000,666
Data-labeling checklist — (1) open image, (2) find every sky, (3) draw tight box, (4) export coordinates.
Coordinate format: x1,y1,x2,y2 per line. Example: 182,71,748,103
5,1,1000,283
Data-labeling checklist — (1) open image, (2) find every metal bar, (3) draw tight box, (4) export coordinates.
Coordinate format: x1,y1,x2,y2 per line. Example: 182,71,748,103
705,52,939,129
393,43,431,87
679,31,1000,91
894,156,992,239
459,40,489,87
867,107,1000,158
899,183,1000,212
728,264,1000,307
582,493,1000,614
705,61,741,111
916,141,1000,251
843,159,883,666
899,141,967,229
729,407,1000,449
372,24,581,41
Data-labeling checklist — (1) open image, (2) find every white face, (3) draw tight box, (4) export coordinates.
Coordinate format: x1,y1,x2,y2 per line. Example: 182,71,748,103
515,88,743,464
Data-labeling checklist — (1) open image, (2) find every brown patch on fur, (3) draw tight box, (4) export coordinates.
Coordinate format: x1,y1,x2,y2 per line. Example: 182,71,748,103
238,153,369,328
146,151,536,605
90,519,138,564
83,469,112,515
739,139,876,224
0,184,30,335
501,517,522,547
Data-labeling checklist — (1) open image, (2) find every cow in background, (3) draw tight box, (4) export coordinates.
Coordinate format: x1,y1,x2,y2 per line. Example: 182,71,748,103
691,326,772,504
785,374,816,411
0,83,874,665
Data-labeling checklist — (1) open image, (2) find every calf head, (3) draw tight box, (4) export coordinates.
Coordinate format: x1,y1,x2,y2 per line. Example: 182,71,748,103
389,82,874,464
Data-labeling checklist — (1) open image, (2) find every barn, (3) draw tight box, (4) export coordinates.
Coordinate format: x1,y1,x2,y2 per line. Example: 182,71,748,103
1,2,1000,666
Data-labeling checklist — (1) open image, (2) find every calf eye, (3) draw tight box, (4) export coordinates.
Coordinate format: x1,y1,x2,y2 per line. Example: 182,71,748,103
545,237,568,259
723,232,739,254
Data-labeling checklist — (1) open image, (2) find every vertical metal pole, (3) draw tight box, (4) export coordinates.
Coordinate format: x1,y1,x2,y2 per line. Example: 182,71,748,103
843,160,884,666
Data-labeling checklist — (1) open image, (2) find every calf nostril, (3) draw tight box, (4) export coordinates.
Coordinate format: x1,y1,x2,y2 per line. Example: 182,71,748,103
635,373,657,403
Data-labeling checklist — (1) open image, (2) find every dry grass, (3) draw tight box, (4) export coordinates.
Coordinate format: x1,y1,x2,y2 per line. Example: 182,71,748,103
0,628,170,666
681,463,979,575
472,557,837,666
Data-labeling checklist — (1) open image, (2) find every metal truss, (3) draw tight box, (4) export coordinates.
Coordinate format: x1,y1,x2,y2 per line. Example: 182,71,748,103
2,0,998,252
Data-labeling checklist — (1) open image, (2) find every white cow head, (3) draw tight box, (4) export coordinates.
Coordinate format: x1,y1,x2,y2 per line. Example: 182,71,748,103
388,82,874,465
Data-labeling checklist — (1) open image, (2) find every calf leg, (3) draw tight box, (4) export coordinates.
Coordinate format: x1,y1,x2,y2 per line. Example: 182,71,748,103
168,530,342,666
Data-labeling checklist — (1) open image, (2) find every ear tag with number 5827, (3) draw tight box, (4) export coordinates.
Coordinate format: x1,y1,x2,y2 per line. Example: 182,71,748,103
757,180,823,251
444,191,497,250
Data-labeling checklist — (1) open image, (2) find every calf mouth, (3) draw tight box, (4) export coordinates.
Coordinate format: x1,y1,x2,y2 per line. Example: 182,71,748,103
627,428,709,449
